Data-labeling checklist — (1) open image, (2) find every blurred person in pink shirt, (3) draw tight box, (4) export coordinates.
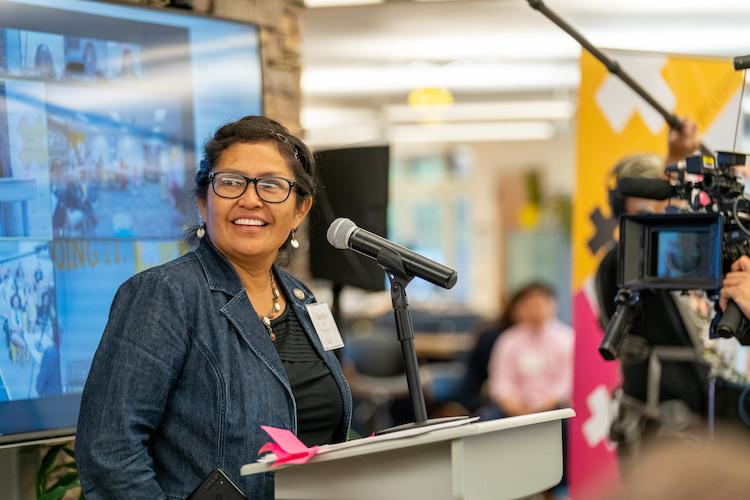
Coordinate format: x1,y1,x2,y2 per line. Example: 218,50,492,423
488,282,573,416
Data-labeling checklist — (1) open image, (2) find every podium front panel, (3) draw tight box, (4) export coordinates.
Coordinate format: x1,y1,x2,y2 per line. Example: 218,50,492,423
451,419,563,499
274,440,453,500
241,409,574,500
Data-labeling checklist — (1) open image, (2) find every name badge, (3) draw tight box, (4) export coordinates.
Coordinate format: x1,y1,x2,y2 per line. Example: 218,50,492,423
305,303,345,351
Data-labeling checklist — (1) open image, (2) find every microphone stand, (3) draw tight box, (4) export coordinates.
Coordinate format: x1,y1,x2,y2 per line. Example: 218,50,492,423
376,246,469,433
527,0,713,157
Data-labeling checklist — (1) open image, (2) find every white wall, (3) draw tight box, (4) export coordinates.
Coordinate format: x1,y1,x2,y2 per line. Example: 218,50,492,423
472,127,575,317
469,124,576,197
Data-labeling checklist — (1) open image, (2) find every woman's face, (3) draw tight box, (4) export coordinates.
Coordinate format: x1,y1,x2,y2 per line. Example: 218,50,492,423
199,141,311,268
516,290,556,328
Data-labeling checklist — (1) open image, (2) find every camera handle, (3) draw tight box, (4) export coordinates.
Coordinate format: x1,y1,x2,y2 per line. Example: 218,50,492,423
600,288,640,361
714,300,745,339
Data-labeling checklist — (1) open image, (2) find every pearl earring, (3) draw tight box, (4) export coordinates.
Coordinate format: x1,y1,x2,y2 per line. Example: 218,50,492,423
196,222,206,238
290,229,300,249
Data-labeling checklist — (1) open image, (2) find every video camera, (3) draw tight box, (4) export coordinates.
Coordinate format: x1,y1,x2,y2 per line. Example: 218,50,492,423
600,151,750,360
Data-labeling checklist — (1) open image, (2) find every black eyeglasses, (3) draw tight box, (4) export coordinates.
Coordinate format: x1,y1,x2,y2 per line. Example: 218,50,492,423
209,172,297,203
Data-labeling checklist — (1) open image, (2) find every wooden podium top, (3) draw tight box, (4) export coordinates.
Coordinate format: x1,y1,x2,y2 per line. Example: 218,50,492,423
241,408,575,476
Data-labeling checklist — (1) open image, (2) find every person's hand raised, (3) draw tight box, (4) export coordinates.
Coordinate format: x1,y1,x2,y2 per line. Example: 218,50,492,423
666,118,700,165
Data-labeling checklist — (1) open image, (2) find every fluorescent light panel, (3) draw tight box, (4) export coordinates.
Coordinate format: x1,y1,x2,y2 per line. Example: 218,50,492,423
389,121,555,143
302,62,579,96
305,124,383,148
301,106,379,129
304,0,383,7
579,0,750,13
386,100,574,123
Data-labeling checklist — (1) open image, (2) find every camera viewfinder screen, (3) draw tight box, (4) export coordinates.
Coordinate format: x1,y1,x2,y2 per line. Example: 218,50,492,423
655,230,712,279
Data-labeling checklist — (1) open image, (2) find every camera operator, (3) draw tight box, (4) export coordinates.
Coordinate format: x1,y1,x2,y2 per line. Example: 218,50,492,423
597,120,700,324
595,119,744,460
665,119,700,167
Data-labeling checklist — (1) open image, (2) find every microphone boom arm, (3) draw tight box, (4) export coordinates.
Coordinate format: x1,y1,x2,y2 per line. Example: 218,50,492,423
527,0,713,157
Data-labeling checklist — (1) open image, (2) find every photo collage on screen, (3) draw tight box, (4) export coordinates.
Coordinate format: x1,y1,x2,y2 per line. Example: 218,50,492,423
0,242,56,401
0,16,195,403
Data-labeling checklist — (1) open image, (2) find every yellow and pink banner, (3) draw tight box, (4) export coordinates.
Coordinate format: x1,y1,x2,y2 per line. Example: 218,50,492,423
569,49,743,497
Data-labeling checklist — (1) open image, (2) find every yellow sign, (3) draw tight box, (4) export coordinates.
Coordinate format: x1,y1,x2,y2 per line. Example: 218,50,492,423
572,50,743,290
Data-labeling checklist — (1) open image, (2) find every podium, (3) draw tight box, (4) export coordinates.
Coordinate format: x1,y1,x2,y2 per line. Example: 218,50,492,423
241,408,574,500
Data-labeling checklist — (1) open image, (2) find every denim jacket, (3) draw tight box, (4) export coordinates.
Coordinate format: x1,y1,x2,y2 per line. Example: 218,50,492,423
76,238,352,499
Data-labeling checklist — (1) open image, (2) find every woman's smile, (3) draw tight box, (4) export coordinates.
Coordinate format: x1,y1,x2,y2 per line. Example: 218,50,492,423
231,216,270,234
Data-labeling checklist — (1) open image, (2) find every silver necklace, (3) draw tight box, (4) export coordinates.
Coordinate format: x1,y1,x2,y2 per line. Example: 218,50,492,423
261,271,281,342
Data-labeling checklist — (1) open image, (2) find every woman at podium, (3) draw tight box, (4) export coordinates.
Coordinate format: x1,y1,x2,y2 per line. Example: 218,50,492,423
75,116,352,499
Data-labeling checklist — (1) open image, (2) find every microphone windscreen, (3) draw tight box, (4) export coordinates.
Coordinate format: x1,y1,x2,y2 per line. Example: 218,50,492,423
327,218,358,249
616,177,673,200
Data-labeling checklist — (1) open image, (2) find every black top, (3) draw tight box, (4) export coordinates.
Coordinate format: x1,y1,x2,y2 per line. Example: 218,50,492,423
271,306,343,446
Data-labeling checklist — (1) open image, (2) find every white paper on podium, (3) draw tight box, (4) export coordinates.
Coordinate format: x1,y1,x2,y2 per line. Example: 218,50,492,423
258,417,480,464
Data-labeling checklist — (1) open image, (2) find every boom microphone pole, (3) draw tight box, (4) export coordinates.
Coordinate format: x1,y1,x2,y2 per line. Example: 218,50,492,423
527,0,713,157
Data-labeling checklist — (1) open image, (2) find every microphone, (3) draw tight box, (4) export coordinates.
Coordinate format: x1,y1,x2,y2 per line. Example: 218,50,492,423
616,177,674,200
327,218,458,289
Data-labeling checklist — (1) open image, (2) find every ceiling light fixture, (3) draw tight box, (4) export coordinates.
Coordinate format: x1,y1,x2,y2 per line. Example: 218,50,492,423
389,121,556,143
303,0,383,7
387,99,574,123
302,62,579,96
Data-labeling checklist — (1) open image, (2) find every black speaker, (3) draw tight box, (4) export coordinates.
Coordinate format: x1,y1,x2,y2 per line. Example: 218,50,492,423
309,146,389,291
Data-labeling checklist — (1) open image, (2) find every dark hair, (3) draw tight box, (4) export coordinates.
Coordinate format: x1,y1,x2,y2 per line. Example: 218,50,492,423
195,115,317,203
34,43,55,79
508,281,556,314
191,116,318,260
492,281,557,332
608,153,663,218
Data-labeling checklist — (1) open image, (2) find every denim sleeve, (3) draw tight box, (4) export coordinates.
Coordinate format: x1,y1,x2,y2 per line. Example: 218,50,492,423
76,271,189,499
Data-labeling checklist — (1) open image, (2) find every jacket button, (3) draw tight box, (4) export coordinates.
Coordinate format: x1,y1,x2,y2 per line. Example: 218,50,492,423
293,288,305,300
